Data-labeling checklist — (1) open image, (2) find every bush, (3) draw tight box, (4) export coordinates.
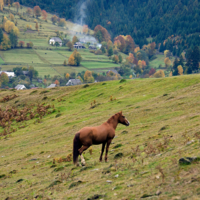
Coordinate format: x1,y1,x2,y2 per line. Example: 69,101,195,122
89,50,95,53
95,49,102,55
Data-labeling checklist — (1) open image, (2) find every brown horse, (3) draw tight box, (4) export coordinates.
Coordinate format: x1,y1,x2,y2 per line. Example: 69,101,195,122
73,111,129,166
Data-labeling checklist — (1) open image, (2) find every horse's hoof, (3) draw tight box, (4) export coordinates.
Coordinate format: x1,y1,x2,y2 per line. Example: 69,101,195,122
81,162,86,166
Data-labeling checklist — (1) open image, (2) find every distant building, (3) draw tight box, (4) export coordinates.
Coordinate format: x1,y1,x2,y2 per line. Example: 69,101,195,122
0,71,15,78
73,42,86,49
15,84,26,90
66,79,82,86
22,71,29,76
106,69,119,75
89,45,97,50
79,36,97,44
47,84,57,88
49,37,62,46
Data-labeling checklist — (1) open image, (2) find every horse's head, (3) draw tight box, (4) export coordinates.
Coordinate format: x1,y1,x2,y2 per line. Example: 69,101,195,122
118,111,130,126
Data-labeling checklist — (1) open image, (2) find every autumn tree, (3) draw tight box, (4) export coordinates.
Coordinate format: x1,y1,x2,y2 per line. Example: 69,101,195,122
153,70,165,78
0,72,9,85
114,35,126,52
177,65,183,75
149,68,156,76
84,70,94,83
4,20,15,33
94,25,111,42
112,55,119,63
9,13,14,22
68,54,75,66
41,10,47,20
54,80,59,85
127,53,135,64
18,41,25,47
34,6,41,18
72,35,78,44
51,15,58,24
35,22,38,31
164,57,171,68
58,18,66,27
14,2,20,13
67,41,73,51
83,25,88,34
65,73,70,80
164,50,171,58
0,0,4,11
1,33,11,50
26,8,32,16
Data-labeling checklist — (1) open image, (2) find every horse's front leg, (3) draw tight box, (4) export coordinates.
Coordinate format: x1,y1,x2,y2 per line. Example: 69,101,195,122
105,139,112,162
78,145,90,166
99,142,106,162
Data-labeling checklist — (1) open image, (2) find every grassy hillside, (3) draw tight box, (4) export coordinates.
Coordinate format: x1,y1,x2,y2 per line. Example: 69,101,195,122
1,75,200,199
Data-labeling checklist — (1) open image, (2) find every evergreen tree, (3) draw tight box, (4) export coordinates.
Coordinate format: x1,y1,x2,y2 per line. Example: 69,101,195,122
9,29,18,48
0,28,3,44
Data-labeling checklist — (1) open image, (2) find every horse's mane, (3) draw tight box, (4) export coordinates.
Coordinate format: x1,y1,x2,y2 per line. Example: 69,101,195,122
107,112,119,123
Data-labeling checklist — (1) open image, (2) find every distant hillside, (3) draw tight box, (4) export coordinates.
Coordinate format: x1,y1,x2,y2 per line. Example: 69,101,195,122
19,0,200,49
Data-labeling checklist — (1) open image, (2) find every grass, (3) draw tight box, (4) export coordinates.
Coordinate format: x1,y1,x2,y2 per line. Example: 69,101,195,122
1,75,200,199
149,54,174,69
81,61,120,69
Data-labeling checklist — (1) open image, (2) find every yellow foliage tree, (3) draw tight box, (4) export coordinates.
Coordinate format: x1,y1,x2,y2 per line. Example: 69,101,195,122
84,70,94,83
77,76,83,83
0,0,4,11
68,54,75,66
177,65,183,75
65,73,70,80
4,20,15,33
153,70,165,78
1,34,11,50
9,13,14,21
13,26,19,36
164,57,171,68
134,47,140,53
164,50,171,58
127,53,134,63
129,75,133,79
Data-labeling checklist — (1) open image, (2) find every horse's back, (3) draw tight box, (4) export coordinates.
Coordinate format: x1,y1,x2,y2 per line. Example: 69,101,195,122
79,123,115,145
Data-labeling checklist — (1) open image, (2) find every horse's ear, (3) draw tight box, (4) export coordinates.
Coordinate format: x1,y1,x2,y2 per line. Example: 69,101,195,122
120,111,122,115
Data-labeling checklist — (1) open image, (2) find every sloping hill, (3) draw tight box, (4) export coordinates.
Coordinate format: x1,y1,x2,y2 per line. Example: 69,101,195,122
1,75,200,199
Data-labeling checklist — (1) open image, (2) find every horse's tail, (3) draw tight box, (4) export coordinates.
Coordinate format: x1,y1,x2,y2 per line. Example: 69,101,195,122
73,132,81,165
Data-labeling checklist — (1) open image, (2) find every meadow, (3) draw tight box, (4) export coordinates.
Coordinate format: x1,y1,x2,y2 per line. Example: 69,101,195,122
0,75,200,199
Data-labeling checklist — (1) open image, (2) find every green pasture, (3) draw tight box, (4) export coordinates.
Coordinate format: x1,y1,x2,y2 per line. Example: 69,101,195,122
34,65,60,77
1,75,200,199
149,54,174,69
53,66,87,76
81,61,120,69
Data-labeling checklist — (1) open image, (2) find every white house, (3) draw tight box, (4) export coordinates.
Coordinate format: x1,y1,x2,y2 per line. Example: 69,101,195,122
49,37,62,46
47,84,57,88
15,84,26,90
0,71,15,78
66,79,82,86
73,42,86,49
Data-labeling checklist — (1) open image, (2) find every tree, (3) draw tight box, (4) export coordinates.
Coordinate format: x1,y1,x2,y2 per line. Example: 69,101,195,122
55,41,59,48
1,34,11,50
54,80,59,85
67,41,73,51
164,50,171,58
58,18,66,27
108,46,113,56
41,10,47,20
127,53,135,64
119,54,123,63
14,2,20,13
28,66,38,82
112,55,119,63
34,6,41,18
0,0,4,11
114,35,126,52
72,36,78,44
18,41,25,47
0,28,3,44
68,54,75,66
9,14,14,22
0,72,9,85
94,25,111,42
26,8,32,16
164,57,171,68
177,65,183,75
153,70,165,78
51,15,58,24
9,29,18,48
149,68,156,76
65,73,70,80
35,22,38,31
4,20,15,33
63,59,67,66
73,49,82,66
84,70,94,83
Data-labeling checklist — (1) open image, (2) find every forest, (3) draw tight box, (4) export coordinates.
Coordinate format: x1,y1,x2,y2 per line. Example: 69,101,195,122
15,0,200,50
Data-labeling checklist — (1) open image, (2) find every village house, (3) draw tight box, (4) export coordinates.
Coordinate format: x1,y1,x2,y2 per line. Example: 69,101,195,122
66,79,82,86
15,84,26,90
0,71,15,78
89,45,97,50
47,83,58,88
73,42,86,49
49,37,62,46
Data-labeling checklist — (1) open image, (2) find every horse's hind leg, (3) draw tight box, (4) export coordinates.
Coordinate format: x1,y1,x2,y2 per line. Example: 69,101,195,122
78,145,90,166
99,142,106,162
105,139,112,162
